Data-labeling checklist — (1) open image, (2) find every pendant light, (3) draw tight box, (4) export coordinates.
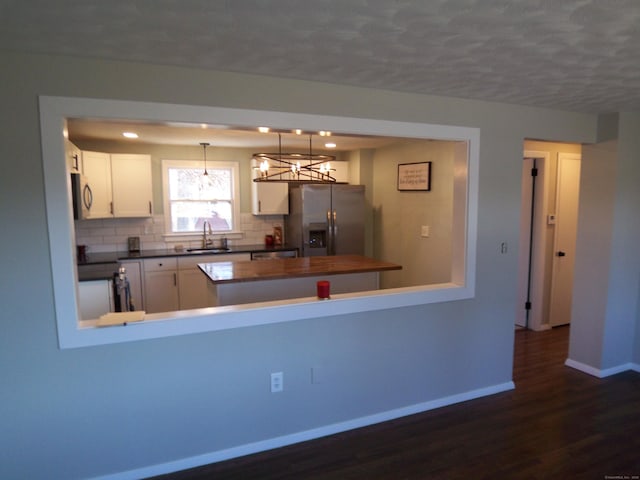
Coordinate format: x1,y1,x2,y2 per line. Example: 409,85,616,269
200,142,210,176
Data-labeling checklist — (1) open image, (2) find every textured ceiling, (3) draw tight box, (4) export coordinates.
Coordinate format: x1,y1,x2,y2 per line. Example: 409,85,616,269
2,0,639,114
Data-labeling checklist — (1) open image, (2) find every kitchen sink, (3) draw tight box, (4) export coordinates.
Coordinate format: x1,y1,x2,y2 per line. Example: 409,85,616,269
186,247,232,254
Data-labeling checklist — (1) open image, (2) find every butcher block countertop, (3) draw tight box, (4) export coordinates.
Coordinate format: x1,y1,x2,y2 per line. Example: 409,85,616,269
198,255,402,285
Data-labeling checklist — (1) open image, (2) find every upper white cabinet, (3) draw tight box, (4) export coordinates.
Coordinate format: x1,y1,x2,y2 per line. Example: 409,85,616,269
81,151,113,219
80,151,152,219
251,159,288,215
65,140,82,173
110,154,153,217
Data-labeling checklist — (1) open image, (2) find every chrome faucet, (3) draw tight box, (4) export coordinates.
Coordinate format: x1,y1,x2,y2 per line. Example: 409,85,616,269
202,220,213,248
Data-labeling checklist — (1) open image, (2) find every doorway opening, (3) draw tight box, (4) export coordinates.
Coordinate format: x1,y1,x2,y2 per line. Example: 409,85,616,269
517,141,582,331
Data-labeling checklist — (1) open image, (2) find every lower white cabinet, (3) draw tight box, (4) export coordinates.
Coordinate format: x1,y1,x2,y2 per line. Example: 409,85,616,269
143,258,179,313
143,253,251,313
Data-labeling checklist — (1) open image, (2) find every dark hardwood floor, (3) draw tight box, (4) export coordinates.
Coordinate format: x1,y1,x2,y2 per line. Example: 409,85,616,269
152,327,640,479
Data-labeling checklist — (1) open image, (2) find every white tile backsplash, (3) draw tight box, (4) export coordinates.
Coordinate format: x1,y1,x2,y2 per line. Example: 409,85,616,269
75,213,285,252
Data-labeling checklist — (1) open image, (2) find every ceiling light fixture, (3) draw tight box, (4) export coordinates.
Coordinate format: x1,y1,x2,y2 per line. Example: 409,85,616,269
122,131,138,139
253,133,336,183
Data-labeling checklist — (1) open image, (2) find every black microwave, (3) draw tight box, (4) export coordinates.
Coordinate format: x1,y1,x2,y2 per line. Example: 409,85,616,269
70,172,91,220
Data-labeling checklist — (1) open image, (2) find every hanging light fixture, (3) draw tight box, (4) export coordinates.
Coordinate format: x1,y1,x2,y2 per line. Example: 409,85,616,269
253,132,336,183
200,142,210,176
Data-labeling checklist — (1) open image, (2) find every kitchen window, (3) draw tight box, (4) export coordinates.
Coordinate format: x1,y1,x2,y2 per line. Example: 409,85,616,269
162,160,240,234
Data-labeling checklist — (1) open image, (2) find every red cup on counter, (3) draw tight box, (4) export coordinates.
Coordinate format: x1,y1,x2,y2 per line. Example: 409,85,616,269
317,280,330,300
265,234,274,246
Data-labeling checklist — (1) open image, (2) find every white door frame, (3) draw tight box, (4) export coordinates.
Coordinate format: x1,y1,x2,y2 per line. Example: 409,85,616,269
518,150,552,331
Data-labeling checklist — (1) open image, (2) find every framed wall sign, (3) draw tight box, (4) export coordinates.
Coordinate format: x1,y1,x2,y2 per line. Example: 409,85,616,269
397,161,431,191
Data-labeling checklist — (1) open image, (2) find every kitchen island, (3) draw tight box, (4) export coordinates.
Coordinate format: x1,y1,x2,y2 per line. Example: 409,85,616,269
198,255,402,306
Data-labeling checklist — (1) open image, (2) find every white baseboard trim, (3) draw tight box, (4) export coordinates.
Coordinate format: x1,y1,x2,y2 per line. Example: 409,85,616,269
565,358,636,378
529,323,552,332
93,381,515,480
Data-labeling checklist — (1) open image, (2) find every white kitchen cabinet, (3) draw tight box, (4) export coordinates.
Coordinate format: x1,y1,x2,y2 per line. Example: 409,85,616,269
143,254,252,313
143,258,178,313
79,151,152,219
120,260,144,312
251,159,288,215
65,140,82,173
110,154,153,217
177,253,250,309
81,151,113,219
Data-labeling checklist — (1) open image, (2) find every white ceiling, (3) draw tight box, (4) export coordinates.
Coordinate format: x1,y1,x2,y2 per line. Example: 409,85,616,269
2,0,639,117
65,118,409,150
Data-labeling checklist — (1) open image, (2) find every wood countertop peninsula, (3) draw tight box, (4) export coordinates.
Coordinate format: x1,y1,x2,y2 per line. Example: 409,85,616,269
198,255,402,285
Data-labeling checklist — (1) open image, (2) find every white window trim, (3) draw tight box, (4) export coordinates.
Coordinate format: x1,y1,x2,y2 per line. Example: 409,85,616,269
40,96,479,349
161,159,241,235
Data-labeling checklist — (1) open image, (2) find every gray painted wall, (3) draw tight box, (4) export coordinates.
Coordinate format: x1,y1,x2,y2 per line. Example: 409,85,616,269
636,279,640,365
3,50,632,479
601,113,640,369
373,140,455,287
569,113,640,372
569,141,617,366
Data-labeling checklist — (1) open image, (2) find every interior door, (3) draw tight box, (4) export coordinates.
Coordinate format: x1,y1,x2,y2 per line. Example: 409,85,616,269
549,153,581,327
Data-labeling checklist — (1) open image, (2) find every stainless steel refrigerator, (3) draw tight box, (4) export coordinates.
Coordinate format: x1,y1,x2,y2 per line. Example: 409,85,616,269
285,184,365,257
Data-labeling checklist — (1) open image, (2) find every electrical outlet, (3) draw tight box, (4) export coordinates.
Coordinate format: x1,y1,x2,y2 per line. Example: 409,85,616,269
270,372,283,393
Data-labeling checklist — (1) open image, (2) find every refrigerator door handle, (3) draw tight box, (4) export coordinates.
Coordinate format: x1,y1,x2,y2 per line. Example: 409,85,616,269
332,210,337,255
327,209,333,255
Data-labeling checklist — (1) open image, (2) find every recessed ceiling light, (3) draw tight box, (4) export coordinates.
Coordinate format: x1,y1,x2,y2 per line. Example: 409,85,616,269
295,129,302,135
325,142,337,148
258,127,270,133
122,132,138,139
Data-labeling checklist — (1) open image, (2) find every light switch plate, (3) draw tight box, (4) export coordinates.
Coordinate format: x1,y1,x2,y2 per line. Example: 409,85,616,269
421,225,430,237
